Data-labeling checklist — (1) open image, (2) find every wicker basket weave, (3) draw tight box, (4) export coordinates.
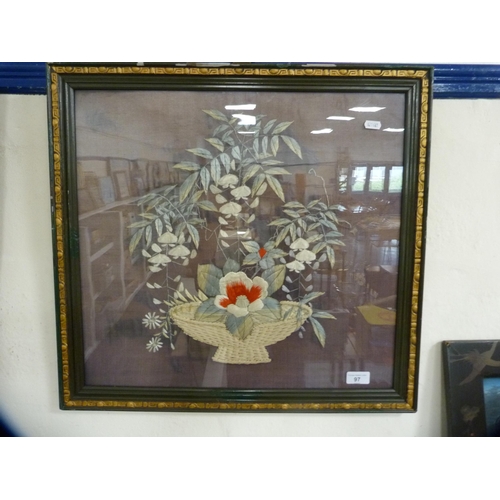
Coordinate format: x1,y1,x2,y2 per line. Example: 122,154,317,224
170,301,312,364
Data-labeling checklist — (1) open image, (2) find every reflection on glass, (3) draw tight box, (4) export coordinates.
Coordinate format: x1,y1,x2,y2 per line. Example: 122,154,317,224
369,166,386,192
351,166,367,192
389,166,403,193
483,377,500,436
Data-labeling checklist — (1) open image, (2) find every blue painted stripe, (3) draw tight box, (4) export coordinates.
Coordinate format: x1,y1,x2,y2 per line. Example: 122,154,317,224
1,62,500,98
0,62,47,94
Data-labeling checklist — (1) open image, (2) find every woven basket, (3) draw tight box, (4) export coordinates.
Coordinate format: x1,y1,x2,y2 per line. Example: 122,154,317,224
169,301,312,364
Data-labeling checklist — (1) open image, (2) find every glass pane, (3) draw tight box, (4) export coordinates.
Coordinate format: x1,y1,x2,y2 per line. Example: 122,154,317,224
389,166,403,192
338,167,348,194
351,166,367,192
369,166,386,192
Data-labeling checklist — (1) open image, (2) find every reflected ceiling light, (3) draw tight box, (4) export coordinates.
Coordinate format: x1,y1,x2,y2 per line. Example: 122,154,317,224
311,128,333,134
232,113,256,125
225,104,256,110
238,130,257,135
349,106,386,112
326,116,355,121
383,128,404,132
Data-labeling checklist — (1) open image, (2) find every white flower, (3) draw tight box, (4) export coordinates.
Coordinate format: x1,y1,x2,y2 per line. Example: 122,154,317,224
295,249,316,263
219,202,242,216
286,260,306,273
218,174,239,189
168,244,191,258
148,253,171,265
230,185,251,200
290,238,310,250
157,232,178,244
142,312,162,329
146,337,163,352
214,271,268,318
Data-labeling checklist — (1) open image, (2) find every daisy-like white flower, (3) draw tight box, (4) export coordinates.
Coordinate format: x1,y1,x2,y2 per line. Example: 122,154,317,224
146,337,163,352
230,185,251,201
218,174,239,189
295,249,316,263
286,260,306,272
215,271,268,318
220,201,242,216
142,312,162,329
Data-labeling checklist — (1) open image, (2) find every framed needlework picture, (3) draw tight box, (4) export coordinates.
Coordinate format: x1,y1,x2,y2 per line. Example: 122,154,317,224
48,63,432,412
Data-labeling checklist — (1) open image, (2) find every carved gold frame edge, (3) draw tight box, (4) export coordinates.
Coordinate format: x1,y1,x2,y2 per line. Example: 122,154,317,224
49,65,430,412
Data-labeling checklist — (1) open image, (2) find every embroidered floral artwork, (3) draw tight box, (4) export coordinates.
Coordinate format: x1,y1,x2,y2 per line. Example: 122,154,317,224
129,109,347,363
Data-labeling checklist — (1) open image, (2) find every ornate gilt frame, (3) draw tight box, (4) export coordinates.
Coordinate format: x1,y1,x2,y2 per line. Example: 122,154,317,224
48,63,431,412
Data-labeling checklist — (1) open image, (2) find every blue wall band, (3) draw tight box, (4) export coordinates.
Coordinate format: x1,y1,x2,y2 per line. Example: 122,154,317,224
1,62,500,98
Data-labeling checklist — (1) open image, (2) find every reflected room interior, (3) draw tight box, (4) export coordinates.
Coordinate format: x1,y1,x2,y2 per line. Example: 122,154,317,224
75,90,405,390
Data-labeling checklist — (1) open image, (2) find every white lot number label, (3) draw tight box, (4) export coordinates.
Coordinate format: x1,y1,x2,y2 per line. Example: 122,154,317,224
346,371,370,385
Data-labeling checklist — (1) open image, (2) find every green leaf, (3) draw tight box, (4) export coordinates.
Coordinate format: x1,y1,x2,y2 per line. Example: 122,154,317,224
203,109,228,122
272,121,293,134
128,220,152,229
312,311,337,319
222,132,235,146
179,172,199,203
252,173,266,197
213,124,230,135
274,225,290,246
187,224,200,249
200,167,210,192
263,119,277,134
129,228,144,254
281,136,303,159
261,159,283,166
243,164,261,184
145,225,152,247
139,212,158,220
197,264,223,296
266,167,291,175
226,314,254,340
173,162,200,172
253,137,260,156
210,158,221,184
252,297,281,323
271,135,279,156
262,264,286,295
197,200,218,212
309,317,326,347
155,217,163,237
326,246,336,268
262,136,268,156
187,148,213,160
220,153,231,173
205,137,225,152
242,254,260,266
194,299,227,323
231,146,241,160
242,240,260,253
268,218,291,227
223,258,240,275
301,292,324,304
266,174,285,202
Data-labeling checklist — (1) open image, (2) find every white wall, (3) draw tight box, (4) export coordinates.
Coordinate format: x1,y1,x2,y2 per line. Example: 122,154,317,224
1,94,499,436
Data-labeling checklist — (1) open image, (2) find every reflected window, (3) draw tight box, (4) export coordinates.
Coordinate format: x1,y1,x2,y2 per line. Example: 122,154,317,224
369,166,386,192
338,167,348,194
351,166,367,192
388,166,403,193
